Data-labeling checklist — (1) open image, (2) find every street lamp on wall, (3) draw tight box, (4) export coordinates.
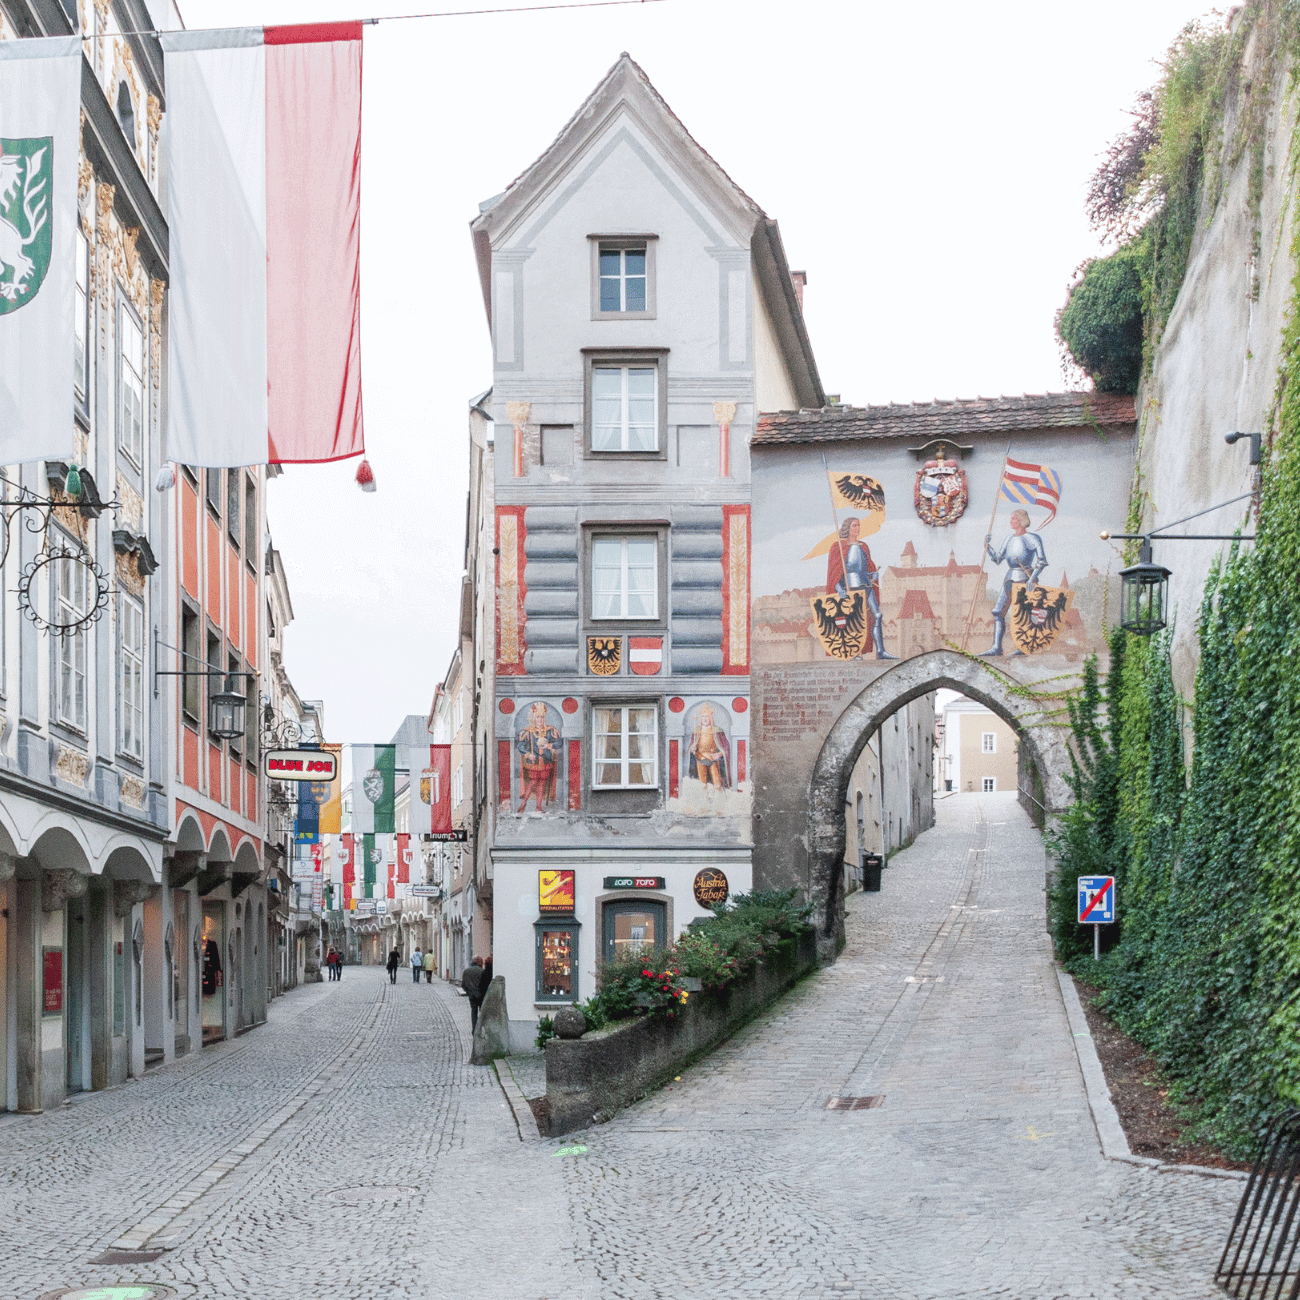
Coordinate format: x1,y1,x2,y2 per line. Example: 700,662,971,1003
1102,456,1258,635
208,677,248,741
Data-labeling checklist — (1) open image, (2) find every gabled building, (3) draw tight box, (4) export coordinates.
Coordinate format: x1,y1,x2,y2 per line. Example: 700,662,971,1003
469,54,823,1049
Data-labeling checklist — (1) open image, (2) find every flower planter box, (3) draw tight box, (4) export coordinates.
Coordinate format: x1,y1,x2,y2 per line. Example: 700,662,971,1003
543,929,817,1136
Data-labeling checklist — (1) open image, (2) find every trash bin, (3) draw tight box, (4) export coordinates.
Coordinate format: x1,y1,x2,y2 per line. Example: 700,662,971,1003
862,852,883,892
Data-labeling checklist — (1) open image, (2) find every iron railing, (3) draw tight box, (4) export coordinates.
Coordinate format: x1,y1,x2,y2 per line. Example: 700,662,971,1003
1218,1110,1300,1298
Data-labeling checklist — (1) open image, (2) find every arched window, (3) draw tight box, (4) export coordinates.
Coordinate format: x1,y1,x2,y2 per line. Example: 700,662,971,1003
116,81,136,145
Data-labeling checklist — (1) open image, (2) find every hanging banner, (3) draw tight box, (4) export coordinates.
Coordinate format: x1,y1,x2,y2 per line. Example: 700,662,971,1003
0,37,80,465
402,744,433,834
396,831,411,884
160,23,364,467
319,742,343,833
351,744,395,833
430,744,452,835
340,833,355,884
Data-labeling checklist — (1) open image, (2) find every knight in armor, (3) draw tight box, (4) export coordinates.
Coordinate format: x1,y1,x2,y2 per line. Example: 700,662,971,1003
979,508,1048,656
826,516,895,660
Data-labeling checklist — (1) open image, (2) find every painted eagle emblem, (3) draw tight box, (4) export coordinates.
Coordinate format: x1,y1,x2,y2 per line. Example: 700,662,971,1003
830,474,886,513
1010,584,1073,655
809,590,869,661
587,636,621,675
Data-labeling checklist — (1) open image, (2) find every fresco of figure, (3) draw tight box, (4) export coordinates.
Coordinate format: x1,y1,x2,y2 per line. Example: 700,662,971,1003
688,703,732,790
979,508,1048,657
826,516,895,660
516,701,561,811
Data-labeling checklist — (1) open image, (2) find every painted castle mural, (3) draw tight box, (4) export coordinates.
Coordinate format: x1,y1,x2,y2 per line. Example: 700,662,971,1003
752,434,1131,668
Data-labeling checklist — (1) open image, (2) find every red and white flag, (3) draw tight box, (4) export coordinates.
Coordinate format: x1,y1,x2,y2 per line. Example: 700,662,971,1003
629,636,663,676
396,831,411,885
160,24,364,467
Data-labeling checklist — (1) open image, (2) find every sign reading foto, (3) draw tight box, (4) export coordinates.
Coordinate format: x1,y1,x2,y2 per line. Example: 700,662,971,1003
264,748,338,781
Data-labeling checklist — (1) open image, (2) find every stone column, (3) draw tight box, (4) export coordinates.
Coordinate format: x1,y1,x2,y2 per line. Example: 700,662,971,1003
14,872,41,1111
507,401,531,479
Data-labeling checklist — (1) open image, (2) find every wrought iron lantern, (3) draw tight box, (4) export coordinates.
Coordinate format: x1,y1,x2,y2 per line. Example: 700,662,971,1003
208,677,248,741
1118,540,1172,637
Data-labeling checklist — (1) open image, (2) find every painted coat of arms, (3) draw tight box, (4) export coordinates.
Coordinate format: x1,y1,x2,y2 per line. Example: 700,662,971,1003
809,590,869,660
363,768,384,804
588,636,621,675
0,138,52,313
914,448,968,527
1009,583,1073,655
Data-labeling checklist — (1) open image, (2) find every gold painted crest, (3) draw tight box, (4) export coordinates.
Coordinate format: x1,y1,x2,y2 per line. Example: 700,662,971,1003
1009,584,1073,655
810,590,869,661
587,636,622,675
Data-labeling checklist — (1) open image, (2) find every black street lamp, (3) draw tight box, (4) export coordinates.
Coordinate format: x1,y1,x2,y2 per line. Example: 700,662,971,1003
209,676,248,741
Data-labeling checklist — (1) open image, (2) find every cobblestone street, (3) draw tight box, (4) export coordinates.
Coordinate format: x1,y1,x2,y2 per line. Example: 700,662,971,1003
3,794,1242,1299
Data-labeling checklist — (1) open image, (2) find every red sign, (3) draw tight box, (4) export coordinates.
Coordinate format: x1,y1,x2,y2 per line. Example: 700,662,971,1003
43,948,63,1014
310,842,323,873
396,831,410,884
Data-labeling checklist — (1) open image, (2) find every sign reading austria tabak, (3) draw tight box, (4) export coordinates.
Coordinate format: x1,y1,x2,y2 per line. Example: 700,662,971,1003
264,749,338,781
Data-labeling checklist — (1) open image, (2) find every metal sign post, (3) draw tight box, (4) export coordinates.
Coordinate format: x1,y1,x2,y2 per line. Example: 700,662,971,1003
1077,876,1117,959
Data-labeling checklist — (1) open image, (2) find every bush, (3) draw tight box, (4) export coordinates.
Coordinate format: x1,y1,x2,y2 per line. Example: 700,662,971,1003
1056,246,1146,394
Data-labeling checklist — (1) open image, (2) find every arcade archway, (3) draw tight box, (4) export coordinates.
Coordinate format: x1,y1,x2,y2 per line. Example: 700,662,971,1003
806,650,1075,960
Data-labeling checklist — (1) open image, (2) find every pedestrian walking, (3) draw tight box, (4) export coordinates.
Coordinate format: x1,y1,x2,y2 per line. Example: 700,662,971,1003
325,947,336,980
481,954,493,996
410,947,423,984
461,956,485,1030
423,948,435,983
386,946,401,985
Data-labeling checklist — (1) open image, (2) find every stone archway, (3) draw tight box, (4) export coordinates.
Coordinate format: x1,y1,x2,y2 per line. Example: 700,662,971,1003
806,649,1075,961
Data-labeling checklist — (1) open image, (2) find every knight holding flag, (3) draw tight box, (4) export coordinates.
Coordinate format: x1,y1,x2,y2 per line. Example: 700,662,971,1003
979,508,1048,657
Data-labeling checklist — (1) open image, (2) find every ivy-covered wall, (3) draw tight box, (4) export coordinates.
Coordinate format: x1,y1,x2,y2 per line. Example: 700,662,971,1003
1046,1,1300,1154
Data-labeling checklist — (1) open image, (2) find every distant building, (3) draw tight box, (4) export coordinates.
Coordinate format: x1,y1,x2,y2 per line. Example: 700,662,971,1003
939,698,1017,795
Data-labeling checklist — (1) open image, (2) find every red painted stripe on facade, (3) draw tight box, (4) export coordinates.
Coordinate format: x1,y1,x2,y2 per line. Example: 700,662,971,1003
498,740,512,808
264,33,364,464
737,740,746,785
669,739,679,799
181,481,198,597
206,515,221,625
720,504,751,675
568,739,581,810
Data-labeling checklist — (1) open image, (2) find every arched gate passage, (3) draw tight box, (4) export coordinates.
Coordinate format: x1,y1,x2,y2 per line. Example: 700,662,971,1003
805,650,1075,962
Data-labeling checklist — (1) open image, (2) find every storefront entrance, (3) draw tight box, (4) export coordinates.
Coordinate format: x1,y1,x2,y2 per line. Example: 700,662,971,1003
201,903,225,1045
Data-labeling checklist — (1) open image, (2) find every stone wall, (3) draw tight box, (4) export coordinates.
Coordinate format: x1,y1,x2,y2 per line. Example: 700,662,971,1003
544,929,817,1135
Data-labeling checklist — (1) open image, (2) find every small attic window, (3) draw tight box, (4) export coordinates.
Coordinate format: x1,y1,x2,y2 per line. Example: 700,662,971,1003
589,234,657,321
117,82,136,145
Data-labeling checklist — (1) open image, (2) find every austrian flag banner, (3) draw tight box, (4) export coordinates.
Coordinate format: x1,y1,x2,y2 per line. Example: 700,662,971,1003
160,24,364,467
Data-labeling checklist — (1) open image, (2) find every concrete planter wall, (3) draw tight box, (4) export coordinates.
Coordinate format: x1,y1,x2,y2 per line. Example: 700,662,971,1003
544,929,817,1135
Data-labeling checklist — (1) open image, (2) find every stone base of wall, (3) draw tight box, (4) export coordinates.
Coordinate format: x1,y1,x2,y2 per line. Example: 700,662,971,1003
544,930,817,1136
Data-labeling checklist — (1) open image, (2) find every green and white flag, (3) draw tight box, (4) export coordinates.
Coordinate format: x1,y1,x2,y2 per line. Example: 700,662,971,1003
0,38,80,464
362,832,388,898
351,745,395,834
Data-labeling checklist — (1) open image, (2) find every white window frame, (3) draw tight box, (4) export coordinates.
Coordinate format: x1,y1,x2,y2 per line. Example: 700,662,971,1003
118,301,145,467
591,535,658,620
118,593,144,759
981,732,996,753
590,364,658,452
590,235,656,321
452,763,464,807
74,228,89,399
592,704,658,789
55,545,89,731
598,246,647,313
982,777,996,793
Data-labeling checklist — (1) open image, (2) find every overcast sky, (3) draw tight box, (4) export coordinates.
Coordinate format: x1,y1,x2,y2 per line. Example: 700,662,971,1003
177,0,1210,744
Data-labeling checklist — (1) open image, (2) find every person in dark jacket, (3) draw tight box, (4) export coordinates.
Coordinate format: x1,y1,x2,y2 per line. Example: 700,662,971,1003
386,946,401,984
461,957,485,1030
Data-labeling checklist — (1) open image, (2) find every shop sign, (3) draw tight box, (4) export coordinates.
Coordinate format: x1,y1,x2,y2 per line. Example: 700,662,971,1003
263,748,338,781
693,868,729,907
603,876,665,890
410,885,441,898
426,828,468,843
539,869,575,915
42,947,63,1014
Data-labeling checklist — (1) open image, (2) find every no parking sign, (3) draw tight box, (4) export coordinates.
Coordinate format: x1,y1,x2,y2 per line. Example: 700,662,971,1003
1077,875,1116,959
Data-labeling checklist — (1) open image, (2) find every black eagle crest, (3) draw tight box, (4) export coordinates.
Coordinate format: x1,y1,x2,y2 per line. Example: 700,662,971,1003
810,591,868,661
588,636,621,675
833,474,886,512
1011,586,1069,655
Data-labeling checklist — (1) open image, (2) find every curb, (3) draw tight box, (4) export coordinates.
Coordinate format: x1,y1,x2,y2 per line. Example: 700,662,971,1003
495,1060,542,1142
1056,966,1247,1182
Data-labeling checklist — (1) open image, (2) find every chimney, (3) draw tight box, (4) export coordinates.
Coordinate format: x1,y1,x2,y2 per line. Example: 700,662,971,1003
790,270,807,311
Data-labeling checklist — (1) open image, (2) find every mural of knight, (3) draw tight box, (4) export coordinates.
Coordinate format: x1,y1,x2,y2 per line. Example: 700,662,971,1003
515,701,563,813
685,701,732,791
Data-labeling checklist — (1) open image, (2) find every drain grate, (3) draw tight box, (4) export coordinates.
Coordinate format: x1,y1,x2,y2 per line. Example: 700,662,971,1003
825,1095,885,1111
327,1184,420,1204
39,1287,176,1300
89,1251,168,1265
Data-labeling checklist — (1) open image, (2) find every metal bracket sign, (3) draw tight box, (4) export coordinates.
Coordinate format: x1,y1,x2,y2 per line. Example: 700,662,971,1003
264,748,338,781
410,885,442,898
1077,875,1116,960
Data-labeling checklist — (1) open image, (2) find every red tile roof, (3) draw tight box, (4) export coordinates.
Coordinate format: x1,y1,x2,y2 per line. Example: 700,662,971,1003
754,392,1136,446
898,590,936,620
